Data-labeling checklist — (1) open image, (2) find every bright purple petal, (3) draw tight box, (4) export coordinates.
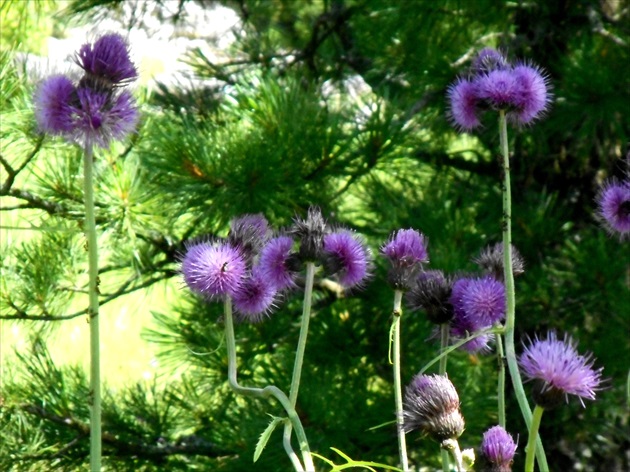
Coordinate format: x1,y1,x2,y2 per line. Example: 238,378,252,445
323,230,371,288
447,78,481,131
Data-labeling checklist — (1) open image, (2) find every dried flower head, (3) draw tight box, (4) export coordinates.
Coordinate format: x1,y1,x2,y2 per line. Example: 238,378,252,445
479,425,518,472
228,213,270,261
406,270,454,324
596,179,630,240
474,243,525,280
258,236,298,291
291,206,329,262
381,229,429,290
403,374,465,442
472,48,509,74
519,331,604,409
180,241,246,299
322,230,371,288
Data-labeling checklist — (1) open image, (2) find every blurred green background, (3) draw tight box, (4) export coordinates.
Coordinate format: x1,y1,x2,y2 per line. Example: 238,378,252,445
1,1,628,471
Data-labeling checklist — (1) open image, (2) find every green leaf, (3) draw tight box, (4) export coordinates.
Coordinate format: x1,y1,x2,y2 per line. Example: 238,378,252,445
253,416,284,463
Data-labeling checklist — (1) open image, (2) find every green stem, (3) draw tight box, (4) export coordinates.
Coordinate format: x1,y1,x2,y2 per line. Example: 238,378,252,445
525,406,545,472
223,298,313,471
289,262,315,407
438,323,451,472
283,422,305,472
391,290,409,472
83,144,101,472
499,111,548,471
442,439,463,472
495,328,506,428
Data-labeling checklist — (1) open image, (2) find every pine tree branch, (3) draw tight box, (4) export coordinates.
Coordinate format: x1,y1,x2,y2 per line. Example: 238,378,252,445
0,135,44,194
19,403,231,461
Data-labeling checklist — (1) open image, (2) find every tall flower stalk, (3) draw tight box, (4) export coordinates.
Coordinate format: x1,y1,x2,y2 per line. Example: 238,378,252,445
447,47,552,471
34,33,138,471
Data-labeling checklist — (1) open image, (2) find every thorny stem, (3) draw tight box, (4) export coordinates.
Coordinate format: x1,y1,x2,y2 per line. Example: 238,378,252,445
84,144,101,472
223,298,314,471
391,290,409,472
499,110,548,471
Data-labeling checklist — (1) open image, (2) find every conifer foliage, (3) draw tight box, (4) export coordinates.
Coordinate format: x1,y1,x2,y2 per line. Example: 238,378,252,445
1,1,628,471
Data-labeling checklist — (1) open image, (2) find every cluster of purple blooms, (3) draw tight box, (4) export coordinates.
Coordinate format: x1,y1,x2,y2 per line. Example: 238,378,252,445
34,33,138,148
181,208,371,321
447,48,551,130
381,229,515,353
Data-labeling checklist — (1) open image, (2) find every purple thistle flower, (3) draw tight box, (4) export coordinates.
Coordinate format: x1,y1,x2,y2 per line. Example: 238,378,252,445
509,63,551,125
72,87,138,148
519,331,604,409
381,228,429,290
458,276,506,327
323,230,371,288
447,78,481,131
181,241,247,299
476,69,518,110
449,277,499,353
76,33,138,85
232,268,278,322
34,33,138,148
479,425,518,472
596,179,630,239
34,75,77,134
403,373,465,442
258,236,298,291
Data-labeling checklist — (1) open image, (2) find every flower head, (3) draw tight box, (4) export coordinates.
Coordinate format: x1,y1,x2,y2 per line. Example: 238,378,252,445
76,33,138,86
258,236,299,291
519,331,604,409
232,267,278,322
34,33,138,148
509,63,551,125
34,75,77,134
228,213,270,261
291,206,329,262
479,425,518,472
447,78,481,131
446,49,551,131
406,270,454,324
403,374,465,442
381,229,429,290
180,241,246,299
473,243,525,280
448,276,505,353
596,179,630,239
323,230,371,288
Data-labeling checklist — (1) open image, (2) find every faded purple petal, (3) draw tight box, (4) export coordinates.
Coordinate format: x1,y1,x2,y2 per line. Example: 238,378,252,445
258,236,297,291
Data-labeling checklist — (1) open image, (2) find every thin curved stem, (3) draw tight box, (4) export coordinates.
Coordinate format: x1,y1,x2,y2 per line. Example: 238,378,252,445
525,406,545,472
495,328,506,428
499,111,548,471
83,144,101,472
391,290,409,472
223,298,314,471
438,323,450,471
284,422,305,472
